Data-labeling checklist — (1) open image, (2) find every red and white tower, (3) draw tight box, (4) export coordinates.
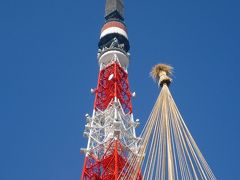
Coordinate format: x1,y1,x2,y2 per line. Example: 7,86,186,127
81,0,141,179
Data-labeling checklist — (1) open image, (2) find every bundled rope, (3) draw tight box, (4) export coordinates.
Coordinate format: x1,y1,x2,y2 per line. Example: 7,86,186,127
119,64,216,180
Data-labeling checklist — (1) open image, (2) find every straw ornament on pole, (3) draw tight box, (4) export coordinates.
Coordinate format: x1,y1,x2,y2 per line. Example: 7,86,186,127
150,64,173,87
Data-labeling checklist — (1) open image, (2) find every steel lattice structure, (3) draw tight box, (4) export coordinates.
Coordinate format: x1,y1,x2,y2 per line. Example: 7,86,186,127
81,0,141,179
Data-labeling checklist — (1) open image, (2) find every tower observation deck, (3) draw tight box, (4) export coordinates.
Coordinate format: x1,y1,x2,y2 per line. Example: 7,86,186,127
81,0,141,179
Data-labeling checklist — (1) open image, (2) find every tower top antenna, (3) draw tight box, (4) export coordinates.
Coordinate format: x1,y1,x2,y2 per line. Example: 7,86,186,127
105,0,124,21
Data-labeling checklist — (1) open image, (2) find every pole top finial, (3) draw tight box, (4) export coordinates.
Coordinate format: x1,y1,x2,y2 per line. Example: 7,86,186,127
150,64,173,87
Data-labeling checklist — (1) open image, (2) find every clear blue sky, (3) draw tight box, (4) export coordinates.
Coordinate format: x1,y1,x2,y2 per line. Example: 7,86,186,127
0,0,239,179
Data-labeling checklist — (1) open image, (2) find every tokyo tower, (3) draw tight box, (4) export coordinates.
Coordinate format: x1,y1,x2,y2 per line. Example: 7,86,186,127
81,0,141,179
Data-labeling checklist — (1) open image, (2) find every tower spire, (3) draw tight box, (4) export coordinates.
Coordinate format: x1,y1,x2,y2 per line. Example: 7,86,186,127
105,0,124,21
